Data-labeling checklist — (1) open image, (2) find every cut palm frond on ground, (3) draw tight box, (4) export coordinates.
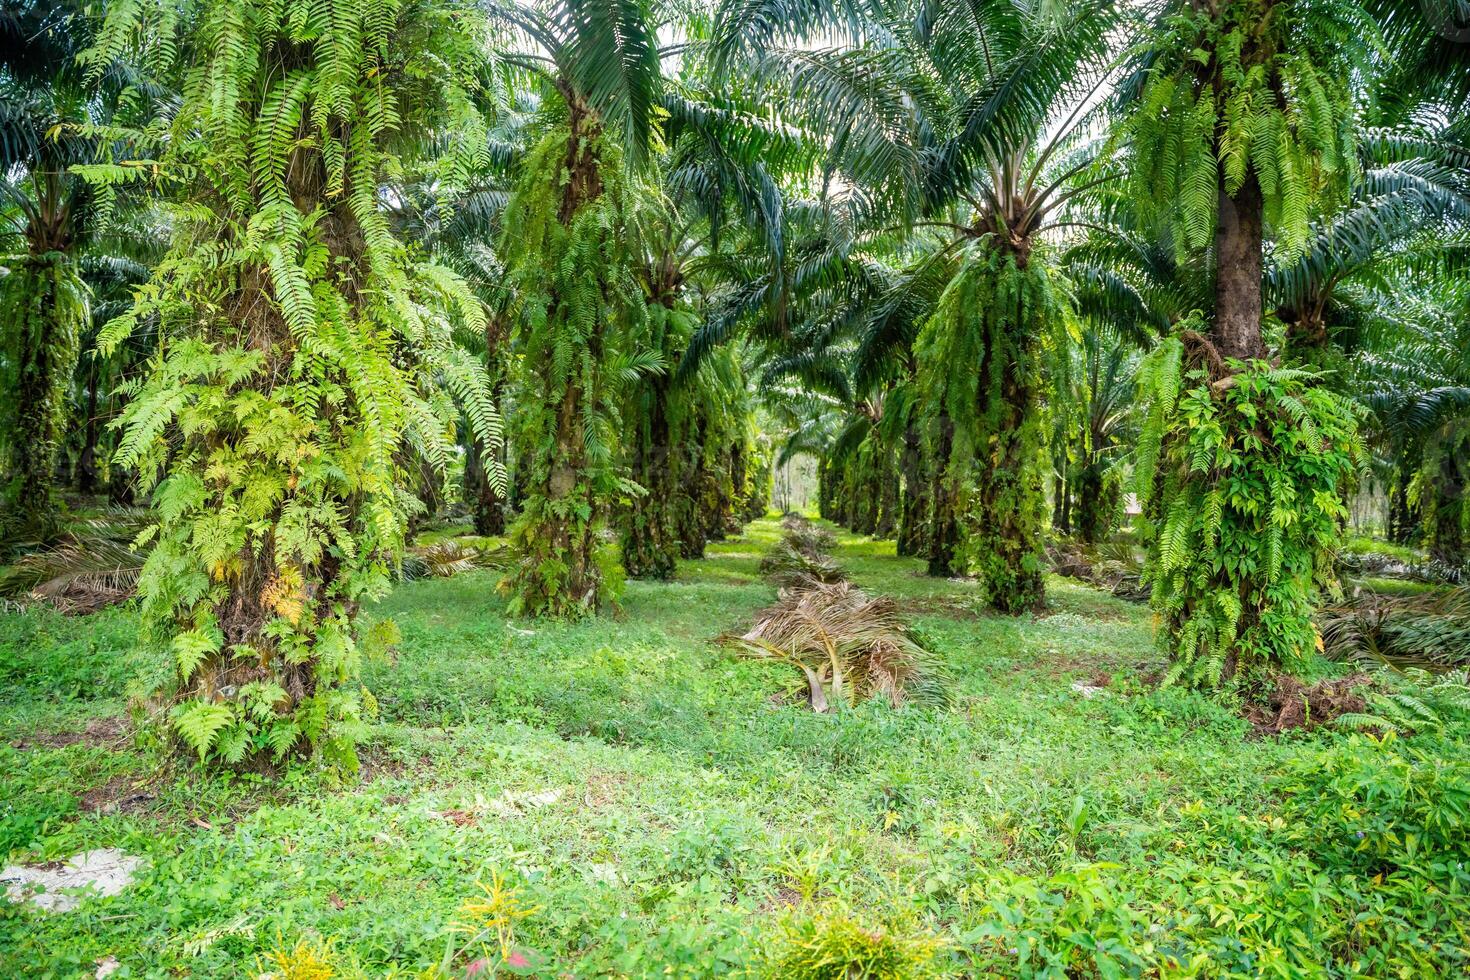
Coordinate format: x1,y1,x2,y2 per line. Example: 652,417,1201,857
760,515,846,586
1319,586,1470,668
780,514,837,555
0,538,144,613
729,581,947,712
1046,540,1148,603
758,540,847,587
401,540,513,581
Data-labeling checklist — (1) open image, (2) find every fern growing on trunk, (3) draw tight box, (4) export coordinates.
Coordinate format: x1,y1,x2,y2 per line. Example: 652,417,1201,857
498,122,653,616
1125,0,1372,681
85,0,502,767
1127,0,1368,359
1135,329,1361,684
1,253,85,544
914,249,1055,611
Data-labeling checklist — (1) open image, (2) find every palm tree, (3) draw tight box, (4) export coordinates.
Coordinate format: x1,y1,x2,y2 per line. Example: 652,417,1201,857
616,57,810,577
86,0,503,765
1048,326,1140,544
488,0,668,616
716,0,1127,609
1271,121,1470,365
1122,0,1374,362
1355,252,1470,566
384,84,537,537
0,0,120,542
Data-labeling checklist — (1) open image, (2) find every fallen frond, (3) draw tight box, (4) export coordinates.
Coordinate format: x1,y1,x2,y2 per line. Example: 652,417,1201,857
729,581,947,711
401,540,513,581
758,540,847,587
0,539,144,613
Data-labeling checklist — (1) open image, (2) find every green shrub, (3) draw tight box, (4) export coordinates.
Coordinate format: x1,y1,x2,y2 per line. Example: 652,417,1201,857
1279,733,1470,875
960,865,1155,977
1135,332,1362,684
766,908,946,979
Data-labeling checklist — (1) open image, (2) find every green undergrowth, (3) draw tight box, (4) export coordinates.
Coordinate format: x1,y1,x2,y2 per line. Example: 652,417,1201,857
3,518,1468,976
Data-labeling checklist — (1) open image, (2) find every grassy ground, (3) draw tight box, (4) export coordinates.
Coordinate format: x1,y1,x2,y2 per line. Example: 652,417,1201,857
2,517,1467,977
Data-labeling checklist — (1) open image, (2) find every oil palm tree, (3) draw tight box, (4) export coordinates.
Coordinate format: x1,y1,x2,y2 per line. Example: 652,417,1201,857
716,0,1129,609
1355,251,1470,566
488,0,670,616
0,0,125,543
86,0,504,765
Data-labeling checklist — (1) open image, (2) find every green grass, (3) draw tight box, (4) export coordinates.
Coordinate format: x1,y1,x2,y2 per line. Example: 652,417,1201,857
1340,534,1423,564
3,518,1468,977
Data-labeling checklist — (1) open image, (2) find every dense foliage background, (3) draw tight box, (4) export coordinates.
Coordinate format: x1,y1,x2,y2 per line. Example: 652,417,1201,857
2,0,1469,975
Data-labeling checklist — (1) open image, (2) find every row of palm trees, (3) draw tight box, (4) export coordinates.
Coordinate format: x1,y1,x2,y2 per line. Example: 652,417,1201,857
2,0,1467,761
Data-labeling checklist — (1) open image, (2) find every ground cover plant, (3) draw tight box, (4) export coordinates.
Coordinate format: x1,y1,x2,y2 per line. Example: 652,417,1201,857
4,519,1470,976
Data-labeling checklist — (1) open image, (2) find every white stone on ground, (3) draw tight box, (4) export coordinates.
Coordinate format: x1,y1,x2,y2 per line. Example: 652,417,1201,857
1,849,143,913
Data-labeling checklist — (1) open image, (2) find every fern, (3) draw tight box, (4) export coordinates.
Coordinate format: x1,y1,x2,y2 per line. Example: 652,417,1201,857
911,245,1058,609
81,0,502,767
1134,327,1364,684
1128,0,1369,262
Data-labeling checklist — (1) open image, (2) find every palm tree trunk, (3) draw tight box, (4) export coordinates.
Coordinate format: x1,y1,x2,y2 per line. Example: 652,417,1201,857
621,376,678,578
897,424,927,557
927,413,960,577
507,104,609,614
875,447,899,538
1387,445,1420,545
1213,172,1266,361
969,364,1045,612
1427,432,1468,565
3,253,81,543
77,359,100,494
1073,462,1108,545
464,434,505,536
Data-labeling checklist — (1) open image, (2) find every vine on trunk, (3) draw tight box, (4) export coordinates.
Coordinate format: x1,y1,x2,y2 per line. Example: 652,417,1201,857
1135,329,1362,685
499,121,650,617
88,0,502,767
1,252,85,543
914,248,1054,612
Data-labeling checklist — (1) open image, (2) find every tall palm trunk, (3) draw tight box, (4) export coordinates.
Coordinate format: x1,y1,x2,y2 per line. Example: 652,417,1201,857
897,424,929,557
1212,173,1266,360
621,372,679,578
77,357,101,494
3,173,84,542
506,103,611,614
1387,445,1420,545
875,446,899,538
1072,461,1110,545
1427,430,1468,566
927,413,960,576
969,348,1045,612
465,434,505,535
3,253,82,543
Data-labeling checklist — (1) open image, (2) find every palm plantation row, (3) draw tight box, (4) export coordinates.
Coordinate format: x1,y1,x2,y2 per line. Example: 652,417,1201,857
2,0,1468,766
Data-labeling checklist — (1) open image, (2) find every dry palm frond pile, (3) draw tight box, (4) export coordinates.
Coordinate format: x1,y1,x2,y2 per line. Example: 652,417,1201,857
401,539,513,581
729,580,948,712
781,513,837,554
1046,540,1150,602
0,539,145,614
760,515,846,587
1,528,512,614
1336,667,1470,736
1318,586,1470,668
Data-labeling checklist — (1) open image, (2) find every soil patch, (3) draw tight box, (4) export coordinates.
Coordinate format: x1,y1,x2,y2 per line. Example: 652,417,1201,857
12,716,128,751
1245,674,1370,733
79,775,158,817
